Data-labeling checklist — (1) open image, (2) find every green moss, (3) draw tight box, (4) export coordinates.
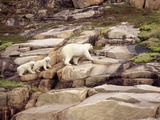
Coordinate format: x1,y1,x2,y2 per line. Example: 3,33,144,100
138,32,150,41
0,79,24,89
130,53,159,63
0,42,13,51
30,87,41,93
0,35,28,43
140,25,152,31
139,38,160,52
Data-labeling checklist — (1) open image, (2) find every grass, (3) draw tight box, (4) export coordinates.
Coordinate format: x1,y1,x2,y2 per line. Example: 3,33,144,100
30,87,41,93
0,79,24,89
130,53,159,63
0,41,13,51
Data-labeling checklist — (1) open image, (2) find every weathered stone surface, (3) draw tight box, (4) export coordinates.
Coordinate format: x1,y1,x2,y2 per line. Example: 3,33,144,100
34,25,83,39
39,68,57,79
122,65,155,79
71,30,99,44
36,88,88,106
25,92,42,109
20,74,38,81
145,0,160,10
57,64,93,82
129,0,145,9
60,99,157,120
20,38,65,49
20,48,54,57
1,44,19,58
72,0,104,8
0,92,7,107
105,24,140,41
18,47,30,52
14,56,38,65
99,45,148,59
38,79,55,92
13,103,77,120
8,86,30,109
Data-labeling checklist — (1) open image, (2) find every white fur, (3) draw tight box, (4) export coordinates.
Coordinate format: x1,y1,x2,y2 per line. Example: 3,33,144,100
33,56,51,72
61,43,93,65
17,61,35,76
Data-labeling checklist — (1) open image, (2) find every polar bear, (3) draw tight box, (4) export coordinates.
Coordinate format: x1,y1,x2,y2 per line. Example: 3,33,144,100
33,56,51,72
17,61,35,76
61,43,93,65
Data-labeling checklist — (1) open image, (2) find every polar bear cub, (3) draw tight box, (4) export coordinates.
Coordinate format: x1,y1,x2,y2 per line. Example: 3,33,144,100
61,43,93,65
33,56,51,72
17,61,35,76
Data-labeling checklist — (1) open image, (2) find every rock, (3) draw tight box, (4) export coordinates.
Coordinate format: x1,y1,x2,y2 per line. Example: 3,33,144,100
72,0,104,8
25,92,42,109
0,92,7,107
9,50,21,57
48,6,103,21
38,79,55,92
145,0,160,10
36,88,89,106
57,64,93,82
122,65,156,79
99,45,148,59
18,47,30,52
33,25,83,39
8,86,30,109
14,56,38,65
48,51,60,66
13,103,77,120
123,78,154,86
20,74,38,81
60,99,157,120
105,24,140,43
20,48,54,57
40,68,57,79
20,38,65,49
129,0,145,9
71,30,99,44
1,44,19,58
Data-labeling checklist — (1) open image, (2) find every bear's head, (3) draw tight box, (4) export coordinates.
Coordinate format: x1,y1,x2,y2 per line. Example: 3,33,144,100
45,57,51,62
30,61,35,66
83,43,93,50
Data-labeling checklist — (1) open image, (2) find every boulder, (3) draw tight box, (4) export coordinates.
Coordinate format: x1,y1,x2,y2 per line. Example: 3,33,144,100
33,25,83,39
20,74,38,81
72,0,104,8
36,88,89,106
20,38,65,49
0,92,7,107
14,56,38,65
57,64,93,82
20,48,54,57
8,86,30,109
129,0,145,9
38,79,55,92
99,45,148,59
145,0,160,10
122,65,156,79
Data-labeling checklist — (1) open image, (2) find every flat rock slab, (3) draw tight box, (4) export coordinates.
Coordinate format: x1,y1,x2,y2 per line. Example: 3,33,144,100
20,48,54,57
34,25,83,39
14,56,38,65
20,38,65,49
100,45,148,59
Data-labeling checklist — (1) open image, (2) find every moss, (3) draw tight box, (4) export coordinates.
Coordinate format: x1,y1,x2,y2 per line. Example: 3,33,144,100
130,53,159,63
140,25,152,31
138,32,150,41
139,38,160,52
0,41,13,51
0,79,24,89
30,87,41,93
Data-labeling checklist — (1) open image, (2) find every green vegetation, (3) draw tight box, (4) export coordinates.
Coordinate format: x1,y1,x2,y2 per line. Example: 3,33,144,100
139,38,160,52
130,53,159,63
0,79,24,89
30,87,41,93
0,41,13,51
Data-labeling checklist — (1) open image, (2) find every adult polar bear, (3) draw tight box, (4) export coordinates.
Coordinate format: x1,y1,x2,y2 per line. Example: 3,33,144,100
17,61,35,76
33,56,51,72
61,43,93,65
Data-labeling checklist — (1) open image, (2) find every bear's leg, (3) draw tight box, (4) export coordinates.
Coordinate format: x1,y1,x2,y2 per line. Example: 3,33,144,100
28,67,36,74
43,64,48,71
19,69,24,76
36,68,41,72
47,63,51,68
73,57,80,65
64,57,72,65
84,51,93,61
